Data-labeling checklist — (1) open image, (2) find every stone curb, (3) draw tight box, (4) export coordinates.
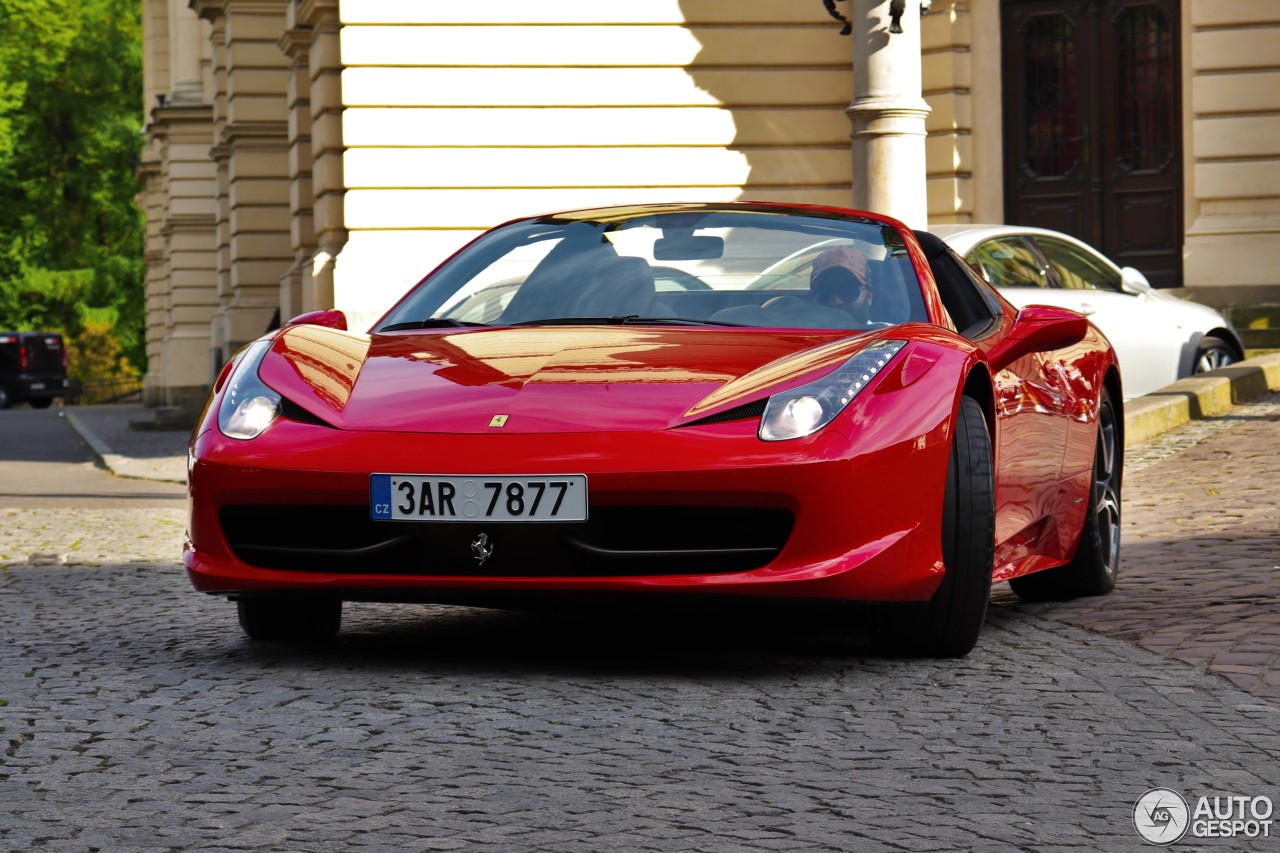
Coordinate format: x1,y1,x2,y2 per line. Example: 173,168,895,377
63,409,187,484
1123,352,1280,447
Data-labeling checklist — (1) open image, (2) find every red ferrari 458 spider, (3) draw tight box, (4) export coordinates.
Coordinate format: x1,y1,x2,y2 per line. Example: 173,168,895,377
185,202,1123,657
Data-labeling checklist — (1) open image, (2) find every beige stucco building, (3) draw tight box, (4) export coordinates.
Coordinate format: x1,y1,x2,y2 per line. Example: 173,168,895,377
138,0,1280,404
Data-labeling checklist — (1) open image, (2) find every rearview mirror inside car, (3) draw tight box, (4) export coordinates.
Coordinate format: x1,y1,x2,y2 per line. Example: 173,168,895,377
654,234,724,261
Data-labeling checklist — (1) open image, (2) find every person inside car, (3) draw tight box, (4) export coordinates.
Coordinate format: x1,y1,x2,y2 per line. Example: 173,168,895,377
809,245,873,324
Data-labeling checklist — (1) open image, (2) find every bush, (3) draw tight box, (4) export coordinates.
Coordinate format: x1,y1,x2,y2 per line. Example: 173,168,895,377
65,315,141,404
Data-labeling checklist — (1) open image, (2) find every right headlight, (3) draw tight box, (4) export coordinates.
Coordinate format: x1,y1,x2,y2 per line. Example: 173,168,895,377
759,340,905,441
217,339,282,440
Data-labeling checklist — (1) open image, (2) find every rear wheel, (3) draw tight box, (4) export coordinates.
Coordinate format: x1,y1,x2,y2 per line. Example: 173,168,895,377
1009,388,1120,600
1193,336,1236,373
878,395,995,658
236,598,342,641
0,386,10,409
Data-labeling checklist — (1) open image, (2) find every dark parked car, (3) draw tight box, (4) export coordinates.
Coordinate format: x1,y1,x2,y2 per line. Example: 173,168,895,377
0,332,69,408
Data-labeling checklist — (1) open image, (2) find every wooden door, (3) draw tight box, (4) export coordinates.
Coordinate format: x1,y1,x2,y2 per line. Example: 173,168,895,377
1001,0,1182,288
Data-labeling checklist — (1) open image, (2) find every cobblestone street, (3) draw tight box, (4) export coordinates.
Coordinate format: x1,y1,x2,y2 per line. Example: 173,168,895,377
2,398,1279,850
998,393,1280,703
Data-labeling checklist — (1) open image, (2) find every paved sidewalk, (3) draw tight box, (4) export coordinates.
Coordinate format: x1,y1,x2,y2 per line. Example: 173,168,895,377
63,404,189,484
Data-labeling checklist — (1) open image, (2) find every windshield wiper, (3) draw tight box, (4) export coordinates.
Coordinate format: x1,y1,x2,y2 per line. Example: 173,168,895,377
379,318,487,332
508,315,745,327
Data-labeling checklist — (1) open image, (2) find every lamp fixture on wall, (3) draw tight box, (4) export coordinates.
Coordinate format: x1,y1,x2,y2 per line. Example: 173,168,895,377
823,0,932,35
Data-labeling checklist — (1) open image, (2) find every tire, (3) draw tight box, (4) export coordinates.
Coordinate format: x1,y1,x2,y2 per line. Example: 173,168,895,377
1009,388,1121,600
30,398,52,409
878,396,995,658
1193,336,1236,374
0,386,10,409
236,598,342,641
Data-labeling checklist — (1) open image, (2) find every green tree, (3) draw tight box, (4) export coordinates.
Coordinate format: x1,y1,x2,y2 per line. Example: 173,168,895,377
0,0,144,373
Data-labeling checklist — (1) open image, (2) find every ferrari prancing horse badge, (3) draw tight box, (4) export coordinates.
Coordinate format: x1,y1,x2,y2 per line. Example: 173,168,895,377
471,532,494,565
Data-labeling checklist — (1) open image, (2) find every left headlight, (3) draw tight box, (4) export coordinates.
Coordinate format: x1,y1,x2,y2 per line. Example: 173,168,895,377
218,339,281,440
759,339,906,441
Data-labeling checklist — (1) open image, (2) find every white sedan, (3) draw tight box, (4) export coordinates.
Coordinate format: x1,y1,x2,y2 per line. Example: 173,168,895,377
931,225,1244,399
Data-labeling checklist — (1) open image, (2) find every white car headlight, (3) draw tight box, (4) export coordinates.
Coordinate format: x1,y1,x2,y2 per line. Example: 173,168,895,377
759,340,906,441
218,339,282,440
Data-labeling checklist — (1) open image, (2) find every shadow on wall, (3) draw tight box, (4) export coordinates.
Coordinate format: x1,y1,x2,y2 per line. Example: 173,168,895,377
674,1,854,208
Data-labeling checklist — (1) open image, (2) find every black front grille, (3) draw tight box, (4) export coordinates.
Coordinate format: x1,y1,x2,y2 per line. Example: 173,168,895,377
681,399,768,427
220,504,793,577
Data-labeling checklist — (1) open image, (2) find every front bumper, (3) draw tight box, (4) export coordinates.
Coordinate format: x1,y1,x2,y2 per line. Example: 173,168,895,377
186,399,954,604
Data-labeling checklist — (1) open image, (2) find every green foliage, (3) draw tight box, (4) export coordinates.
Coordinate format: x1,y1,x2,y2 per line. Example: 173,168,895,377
0,265,94,330
67,314,141,402
0,0,144,374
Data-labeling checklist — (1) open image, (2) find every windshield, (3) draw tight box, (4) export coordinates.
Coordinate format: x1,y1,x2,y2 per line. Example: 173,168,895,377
377,209,928,333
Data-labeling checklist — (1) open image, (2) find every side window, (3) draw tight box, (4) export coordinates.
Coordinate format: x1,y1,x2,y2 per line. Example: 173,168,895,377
930,247,1003,340
965,237,1048,289
1033,237,1123,292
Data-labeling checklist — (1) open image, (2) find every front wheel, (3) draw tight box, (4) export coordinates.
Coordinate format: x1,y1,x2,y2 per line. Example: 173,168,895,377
1193,336,1236,374
877,395,995,658
1010,387,1121,600
236,598,342,641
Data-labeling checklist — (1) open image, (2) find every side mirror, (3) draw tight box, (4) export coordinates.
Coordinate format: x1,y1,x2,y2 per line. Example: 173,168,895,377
1120,266,1152,294
988,304,1089,369
285,309,348,331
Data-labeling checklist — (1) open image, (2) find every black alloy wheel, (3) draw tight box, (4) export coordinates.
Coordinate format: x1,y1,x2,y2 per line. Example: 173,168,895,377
1009,387,1121,600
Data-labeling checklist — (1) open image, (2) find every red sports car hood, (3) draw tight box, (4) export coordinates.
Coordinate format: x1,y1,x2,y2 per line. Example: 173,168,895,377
257,324,883,434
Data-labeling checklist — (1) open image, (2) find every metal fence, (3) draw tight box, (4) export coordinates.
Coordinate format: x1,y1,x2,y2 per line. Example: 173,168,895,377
66,378,143,405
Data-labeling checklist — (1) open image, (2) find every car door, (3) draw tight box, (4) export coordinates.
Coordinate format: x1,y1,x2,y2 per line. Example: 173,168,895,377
925,240,1071,548
1026,236,1183,397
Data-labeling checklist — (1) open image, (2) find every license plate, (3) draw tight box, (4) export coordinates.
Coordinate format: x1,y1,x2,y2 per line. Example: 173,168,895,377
370,474,588,522
30,383,44,390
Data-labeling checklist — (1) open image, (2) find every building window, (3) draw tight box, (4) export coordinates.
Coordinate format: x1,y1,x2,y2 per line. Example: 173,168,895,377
1023,15,1078,178
1117,6,1174,172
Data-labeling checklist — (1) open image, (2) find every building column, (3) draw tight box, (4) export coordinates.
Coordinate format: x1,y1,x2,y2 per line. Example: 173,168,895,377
194,0,292,368
299,0,345,314
155,105,219,404
194,2,232,373
277,6,314,322
168,0,204,104
847,0,931,230
137,131,167,406
920,0,1004,225
1181,1,1280,320
141,0,218,406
